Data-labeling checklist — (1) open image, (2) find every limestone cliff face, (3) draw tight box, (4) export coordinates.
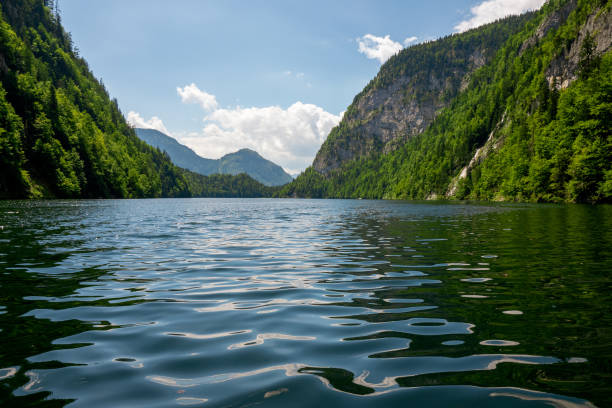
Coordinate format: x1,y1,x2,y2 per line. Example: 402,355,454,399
546,3,612,89
519,0,578,56
311,15,533,175
312,43,491,174
349,61,487,155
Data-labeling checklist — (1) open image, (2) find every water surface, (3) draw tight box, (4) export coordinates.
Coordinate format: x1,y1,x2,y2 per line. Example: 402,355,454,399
0,199,610,407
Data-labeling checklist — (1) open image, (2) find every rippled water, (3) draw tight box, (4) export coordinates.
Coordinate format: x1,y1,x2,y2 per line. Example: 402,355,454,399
0,199,611,407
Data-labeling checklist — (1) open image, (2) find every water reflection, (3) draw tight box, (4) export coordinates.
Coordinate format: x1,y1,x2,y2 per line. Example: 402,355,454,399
0,199,610,407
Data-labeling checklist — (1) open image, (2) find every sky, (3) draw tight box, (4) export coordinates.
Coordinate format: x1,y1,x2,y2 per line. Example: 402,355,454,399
60,0,546,174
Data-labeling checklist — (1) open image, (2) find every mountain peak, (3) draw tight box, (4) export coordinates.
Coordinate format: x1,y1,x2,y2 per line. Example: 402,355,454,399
135,129,292,186
227,148,260,157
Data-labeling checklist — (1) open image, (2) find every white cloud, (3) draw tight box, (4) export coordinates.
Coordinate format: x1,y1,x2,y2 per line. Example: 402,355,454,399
177,83,218,111
357,34,420,63
137,83,341,173
357,34,404,64
455,0,546,32
127,111,171,135
404,36,418,46
174,90,342,174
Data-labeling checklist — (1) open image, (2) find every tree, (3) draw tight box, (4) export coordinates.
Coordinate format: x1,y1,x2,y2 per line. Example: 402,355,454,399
579,31,600,77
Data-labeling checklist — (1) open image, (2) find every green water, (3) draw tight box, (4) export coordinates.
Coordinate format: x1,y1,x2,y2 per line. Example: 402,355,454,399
0,199,610,407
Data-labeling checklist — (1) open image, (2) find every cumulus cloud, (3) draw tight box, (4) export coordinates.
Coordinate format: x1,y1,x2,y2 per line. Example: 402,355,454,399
175,84,341,173
357,34,420,63
404,36,418,46
177,83,218,111
127,111,171,135
357,34,404,64
455,0,546,32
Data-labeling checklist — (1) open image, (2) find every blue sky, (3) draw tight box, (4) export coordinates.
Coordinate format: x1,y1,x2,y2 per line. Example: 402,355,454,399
60,0,545,173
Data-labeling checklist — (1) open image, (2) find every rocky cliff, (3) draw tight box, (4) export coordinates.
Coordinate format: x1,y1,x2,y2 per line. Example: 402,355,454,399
312,13,535,174
546,1,612,88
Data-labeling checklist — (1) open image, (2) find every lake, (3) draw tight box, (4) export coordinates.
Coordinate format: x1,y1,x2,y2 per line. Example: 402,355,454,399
0,199,610,407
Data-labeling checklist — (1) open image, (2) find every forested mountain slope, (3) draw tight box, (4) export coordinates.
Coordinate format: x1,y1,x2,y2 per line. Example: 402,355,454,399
135,128,293,186
283,0,611,203
0,0,272,198
134,128,218,177
216,149,293,187
312,13,535,175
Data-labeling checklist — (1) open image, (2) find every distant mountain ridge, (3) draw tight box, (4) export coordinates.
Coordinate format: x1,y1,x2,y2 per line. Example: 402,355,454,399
135,128,293,186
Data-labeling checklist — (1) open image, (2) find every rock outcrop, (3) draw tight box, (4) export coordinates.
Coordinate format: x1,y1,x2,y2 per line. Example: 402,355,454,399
519,0,578,56
546,3,612,89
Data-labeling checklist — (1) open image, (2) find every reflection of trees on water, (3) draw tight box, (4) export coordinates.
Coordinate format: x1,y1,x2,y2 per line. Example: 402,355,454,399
0,202,143,406
317,205,612,406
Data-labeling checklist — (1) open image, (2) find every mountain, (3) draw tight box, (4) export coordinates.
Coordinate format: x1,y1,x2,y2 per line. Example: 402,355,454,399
216,148,293,186
282,0,611,203
312,12,535,175
135,128,293,186
0,0,273,198
134,128,217,175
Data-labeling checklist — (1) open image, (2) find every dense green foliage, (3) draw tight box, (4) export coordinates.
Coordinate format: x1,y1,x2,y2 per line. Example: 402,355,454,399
135,128,293,186
284,0,611,203
183,172,280,198
467,49,611,203
0,0,272,198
